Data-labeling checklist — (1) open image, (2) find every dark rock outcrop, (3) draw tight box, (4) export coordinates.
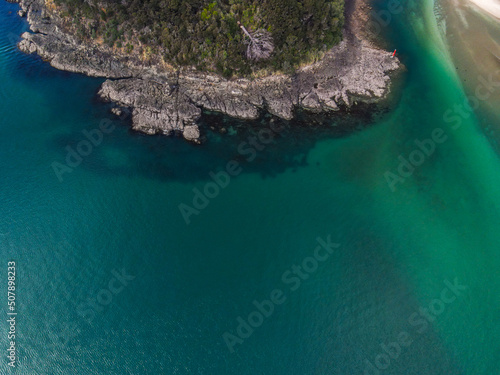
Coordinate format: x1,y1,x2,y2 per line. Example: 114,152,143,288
14,0,401,143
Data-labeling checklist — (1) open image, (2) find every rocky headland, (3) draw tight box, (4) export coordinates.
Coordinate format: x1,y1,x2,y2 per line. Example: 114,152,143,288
13,0,401,143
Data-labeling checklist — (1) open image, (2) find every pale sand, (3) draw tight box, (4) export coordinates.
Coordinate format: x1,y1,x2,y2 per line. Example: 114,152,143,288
468,0,500,19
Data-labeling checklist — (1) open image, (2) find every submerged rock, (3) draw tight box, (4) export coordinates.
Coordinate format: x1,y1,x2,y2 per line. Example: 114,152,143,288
110,107,123,117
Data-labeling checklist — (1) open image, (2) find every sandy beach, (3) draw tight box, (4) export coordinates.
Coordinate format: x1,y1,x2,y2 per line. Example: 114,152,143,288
468,0,500,19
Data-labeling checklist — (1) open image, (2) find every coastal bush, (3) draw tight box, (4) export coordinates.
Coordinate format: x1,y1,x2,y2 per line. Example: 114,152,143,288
52,0,344,76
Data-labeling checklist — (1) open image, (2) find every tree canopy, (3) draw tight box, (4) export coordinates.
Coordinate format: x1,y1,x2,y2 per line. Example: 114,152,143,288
55,0,345,77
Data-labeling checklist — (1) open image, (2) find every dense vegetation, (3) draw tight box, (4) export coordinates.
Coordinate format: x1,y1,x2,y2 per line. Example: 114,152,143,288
54,0,344,77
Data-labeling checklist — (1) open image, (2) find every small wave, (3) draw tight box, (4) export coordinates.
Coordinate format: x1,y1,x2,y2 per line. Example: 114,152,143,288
0,43,16,55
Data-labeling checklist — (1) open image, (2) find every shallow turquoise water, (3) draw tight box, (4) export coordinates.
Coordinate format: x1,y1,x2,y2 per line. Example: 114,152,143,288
0,0,499,374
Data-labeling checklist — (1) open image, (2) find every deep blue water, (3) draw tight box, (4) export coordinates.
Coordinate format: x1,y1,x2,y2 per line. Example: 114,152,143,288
0,0,499,374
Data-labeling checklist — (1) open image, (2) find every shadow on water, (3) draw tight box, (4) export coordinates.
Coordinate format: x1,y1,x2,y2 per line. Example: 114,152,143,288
2,0,404,186
49,98,396,185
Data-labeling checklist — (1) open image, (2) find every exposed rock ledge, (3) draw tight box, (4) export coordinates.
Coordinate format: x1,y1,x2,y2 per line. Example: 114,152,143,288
14,0,401,143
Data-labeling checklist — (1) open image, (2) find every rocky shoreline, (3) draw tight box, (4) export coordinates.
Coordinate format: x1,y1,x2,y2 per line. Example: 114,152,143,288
13,0,401,143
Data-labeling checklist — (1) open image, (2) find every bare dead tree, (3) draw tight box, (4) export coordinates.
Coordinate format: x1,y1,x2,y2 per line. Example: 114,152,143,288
238,21,274,61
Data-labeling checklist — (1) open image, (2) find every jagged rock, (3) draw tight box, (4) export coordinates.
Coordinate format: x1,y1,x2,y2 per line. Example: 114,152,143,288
110,107,123,116
182,125,201,143
98,78,201,137
13,0,402,142
18,32,138,78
